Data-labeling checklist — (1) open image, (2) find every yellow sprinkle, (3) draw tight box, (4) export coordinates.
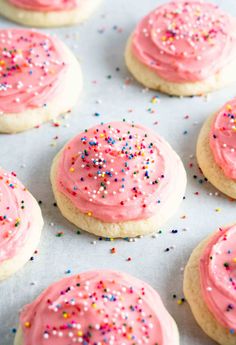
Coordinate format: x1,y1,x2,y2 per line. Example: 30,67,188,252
151,98,158,104
77,331,83,336
87,211,92,217
69,167,75,172
92,303,97,308
227,104,232,111
24,322,31,328
233,258,236,263
177,299,183,305
100,133,105,138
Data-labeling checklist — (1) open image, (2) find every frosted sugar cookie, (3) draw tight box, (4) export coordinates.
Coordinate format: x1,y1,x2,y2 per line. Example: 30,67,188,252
0,29,82,133
0,167,43,281
197,98,236,198
0,0,101,27
51,121,186,238
14,270,179,345
125,1,236,96
184,225,236,345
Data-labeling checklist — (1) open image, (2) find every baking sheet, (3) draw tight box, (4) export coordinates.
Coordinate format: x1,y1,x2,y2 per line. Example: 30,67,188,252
1,0,236,344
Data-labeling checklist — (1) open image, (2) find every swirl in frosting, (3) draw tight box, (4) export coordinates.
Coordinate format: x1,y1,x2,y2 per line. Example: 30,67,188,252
0,29,68,114
200,225,236,332
131,0,236,83
20,270,177,345
56,121,184,223
8,0,78,11
210,98,236,180
0,168,35,263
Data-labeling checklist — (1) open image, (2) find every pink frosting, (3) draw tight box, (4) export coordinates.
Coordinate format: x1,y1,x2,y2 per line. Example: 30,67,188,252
210,99,236,180
0,29,68,114
131,0,236,83
200,225,236,332
56,121,184,223
8,0,78,11
0,168,35,263
20,270,177,345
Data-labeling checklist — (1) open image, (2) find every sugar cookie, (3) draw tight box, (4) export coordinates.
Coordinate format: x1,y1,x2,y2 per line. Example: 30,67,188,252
197,98,236,198
184,224,236,345
14,269,179,345
0,29,82,133
0,167,43,281
125,1,236,96
51,121,186,238
0,0,101,27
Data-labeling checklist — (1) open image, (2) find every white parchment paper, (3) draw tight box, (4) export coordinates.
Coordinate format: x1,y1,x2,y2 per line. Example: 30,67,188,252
1,0,236,344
